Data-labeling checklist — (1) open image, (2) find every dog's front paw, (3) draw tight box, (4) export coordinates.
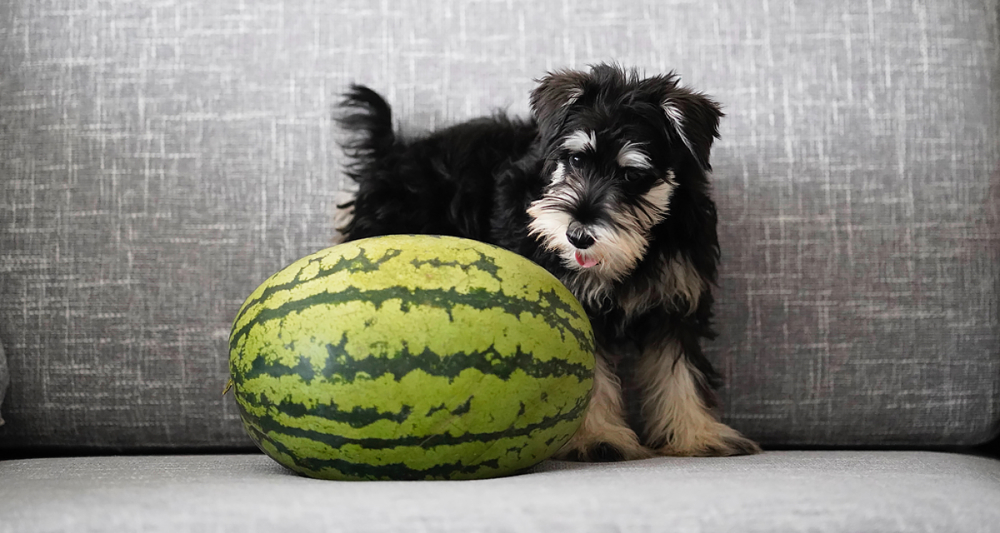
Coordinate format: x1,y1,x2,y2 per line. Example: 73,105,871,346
655,423,762,457
554,427,654,462
555,442,623,462
554,439,654,462
716,432,763,456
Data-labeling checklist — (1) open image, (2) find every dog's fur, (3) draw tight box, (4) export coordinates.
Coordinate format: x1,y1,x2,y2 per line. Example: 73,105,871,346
335,64,760,460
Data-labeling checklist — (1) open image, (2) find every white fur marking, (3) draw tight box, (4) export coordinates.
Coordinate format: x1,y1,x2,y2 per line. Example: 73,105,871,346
550,162,566,184
662,99,697,162
562,130,597,153
617,142,652,169
641,177,675,216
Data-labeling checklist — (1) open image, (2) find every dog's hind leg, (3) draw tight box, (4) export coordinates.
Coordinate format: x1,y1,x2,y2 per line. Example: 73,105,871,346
636,337,761,456
554,352,653,462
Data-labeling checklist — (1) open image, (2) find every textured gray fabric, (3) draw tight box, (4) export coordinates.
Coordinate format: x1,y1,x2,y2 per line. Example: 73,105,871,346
0,451,998,533
0,0,998,449
0,341,7,427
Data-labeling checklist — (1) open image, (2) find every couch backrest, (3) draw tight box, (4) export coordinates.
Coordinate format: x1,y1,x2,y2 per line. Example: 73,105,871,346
1,0,998,452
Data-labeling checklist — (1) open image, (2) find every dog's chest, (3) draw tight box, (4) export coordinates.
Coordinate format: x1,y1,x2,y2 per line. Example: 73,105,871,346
560,252,704,338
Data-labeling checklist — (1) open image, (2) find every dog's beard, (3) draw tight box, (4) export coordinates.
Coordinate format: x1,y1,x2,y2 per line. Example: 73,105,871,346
527,165,677,287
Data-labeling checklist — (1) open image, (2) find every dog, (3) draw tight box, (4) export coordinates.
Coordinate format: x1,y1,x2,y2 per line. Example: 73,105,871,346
335,63,761,461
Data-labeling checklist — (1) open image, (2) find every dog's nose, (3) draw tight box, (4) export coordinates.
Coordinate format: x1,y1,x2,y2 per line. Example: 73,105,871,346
566,223,595,249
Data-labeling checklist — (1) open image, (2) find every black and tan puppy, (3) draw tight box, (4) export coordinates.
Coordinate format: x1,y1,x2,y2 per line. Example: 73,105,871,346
336,63,760,460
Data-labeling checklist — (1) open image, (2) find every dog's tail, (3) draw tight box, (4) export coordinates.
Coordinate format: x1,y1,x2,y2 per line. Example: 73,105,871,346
335,85,398,241
337,85,396,173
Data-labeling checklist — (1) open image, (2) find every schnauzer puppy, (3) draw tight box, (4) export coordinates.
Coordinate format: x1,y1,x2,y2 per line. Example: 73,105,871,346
335,63,760,460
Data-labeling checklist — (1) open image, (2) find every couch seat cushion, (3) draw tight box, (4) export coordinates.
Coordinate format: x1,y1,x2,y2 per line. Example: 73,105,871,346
1,451,998,532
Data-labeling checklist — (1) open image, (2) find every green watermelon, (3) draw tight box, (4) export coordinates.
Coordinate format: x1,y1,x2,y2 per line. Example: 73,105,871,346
228,235,595,480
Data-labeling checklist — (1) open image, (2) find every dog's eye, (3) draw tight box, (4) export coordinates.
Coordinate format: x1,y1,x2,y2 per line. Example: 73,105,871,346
568,154,583,168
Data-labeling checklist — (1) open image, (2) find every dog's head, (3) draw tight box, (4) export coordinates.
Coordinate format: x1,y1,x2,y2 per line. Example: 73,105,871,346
526,63,722,281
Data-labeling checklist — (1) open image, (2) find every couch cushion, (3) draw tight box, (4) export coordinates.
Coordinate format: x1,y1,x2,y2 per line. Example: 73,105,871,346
1,451,998,533
0,340,8,426
0,0,998,450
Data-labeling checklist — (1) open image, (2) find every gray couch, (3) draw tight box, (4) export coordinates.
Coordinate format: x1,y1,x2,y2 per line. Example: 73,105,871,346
1,1,998,531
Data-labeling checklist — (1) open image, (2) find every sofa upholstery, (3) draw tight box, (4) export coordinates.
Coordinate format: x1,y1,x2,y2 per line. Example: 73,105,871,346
0,341,8,427
3,452,1000,533
1,0,998,531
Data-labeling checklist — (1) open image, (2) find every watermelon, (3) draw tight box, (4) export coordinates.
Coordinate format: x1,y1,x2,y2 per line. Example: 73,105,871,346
228,235,595,480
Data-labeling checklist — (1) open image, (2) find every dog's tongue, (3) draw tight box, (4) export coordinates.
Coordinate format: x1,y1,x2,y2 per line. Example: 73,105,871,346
575,251,599,268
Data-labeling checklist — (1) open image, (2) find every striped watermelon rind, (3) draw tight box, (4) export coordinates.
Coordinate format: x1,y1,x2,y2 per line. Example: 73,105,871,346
229,235,595,480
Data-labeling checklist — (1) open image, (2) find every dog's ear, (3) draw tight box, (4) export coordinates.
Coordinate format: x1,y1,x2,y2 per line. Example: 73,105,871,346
648,77,724,171
530,68,591,138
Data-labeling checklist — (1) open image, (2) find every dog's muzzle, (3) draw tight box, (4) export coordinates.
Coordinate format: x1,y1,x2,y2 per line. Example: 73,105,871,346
566,221,600,268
